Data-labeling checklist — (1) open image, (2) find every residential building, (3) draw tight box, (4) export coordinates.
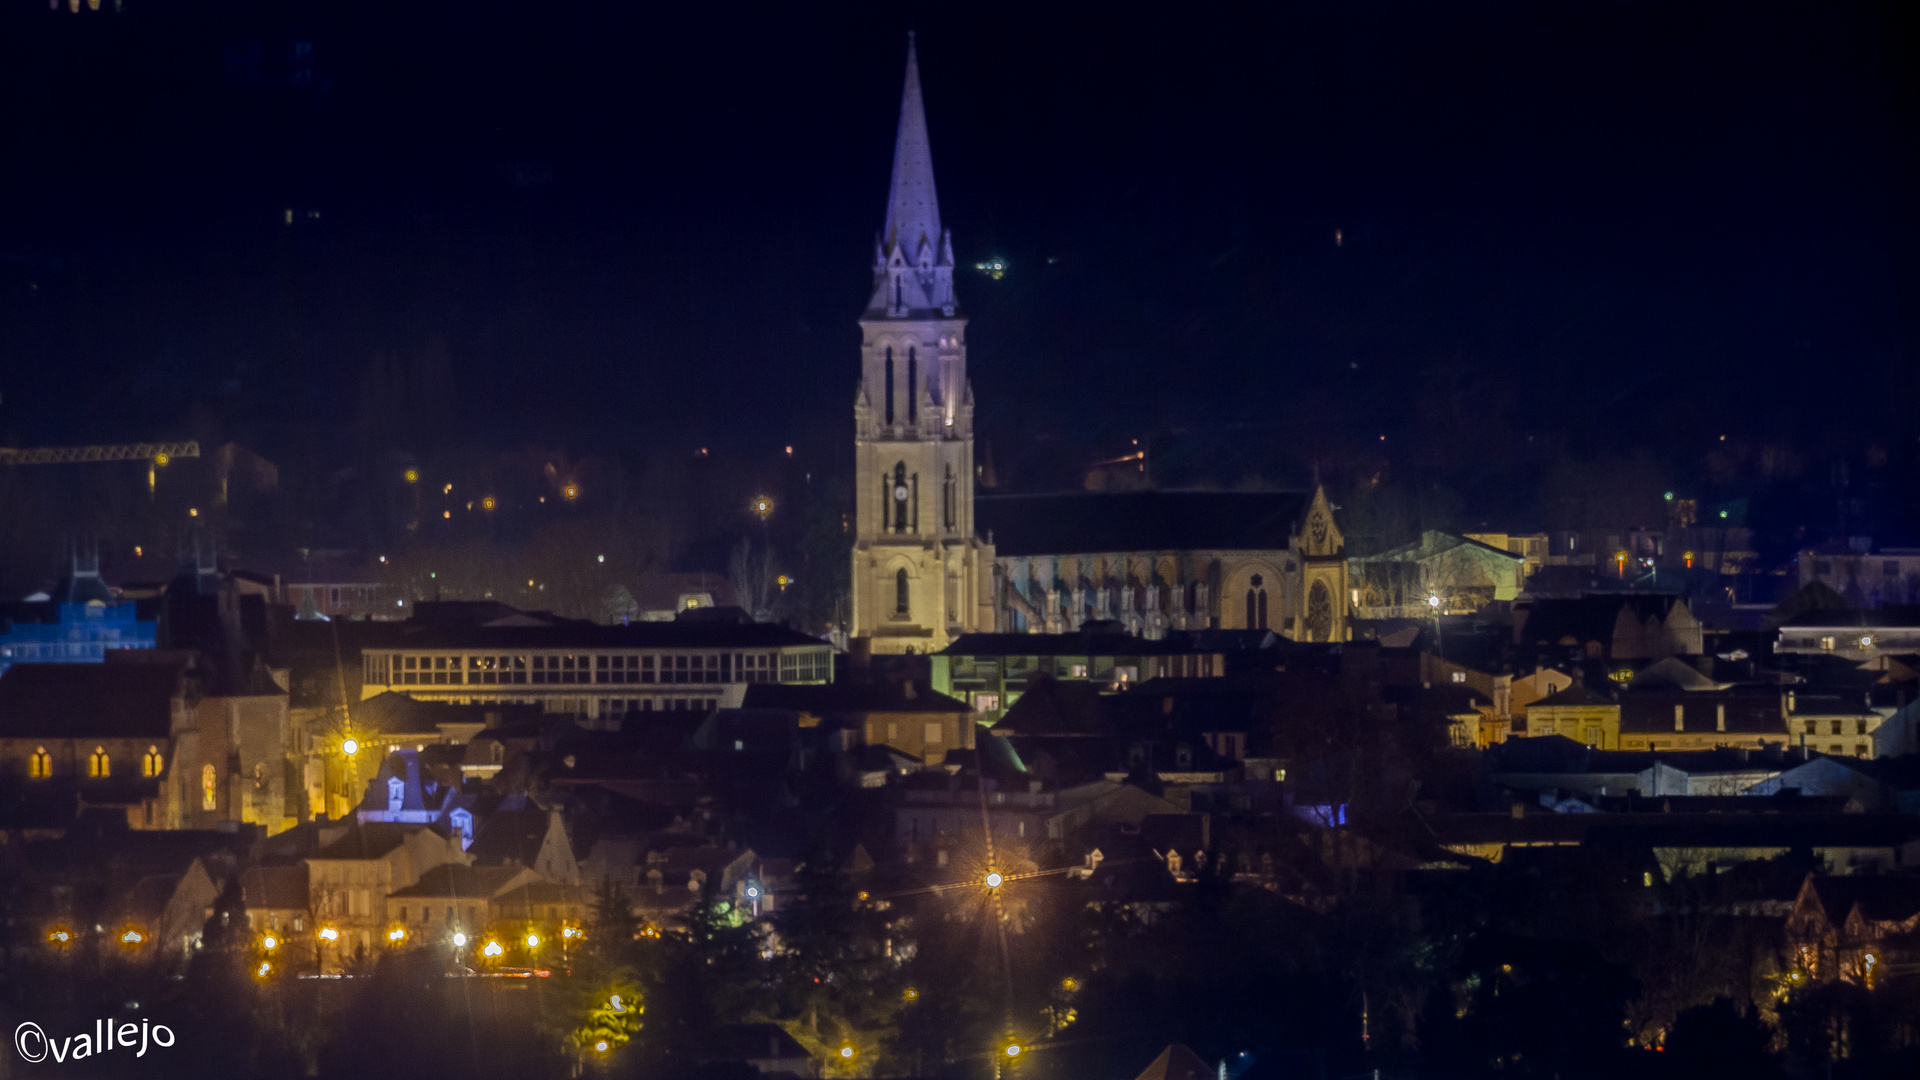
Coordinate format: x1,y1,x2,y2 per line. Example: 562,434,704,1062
931,628,1226,723
1514,594,1704,661
1463,532,1549,579
305,822,468,960
1616,659,1786,751
1797,542,1920,607
740,680,974,765
240,864,311,937
1784,691,1887,759
1785,873,1920,984
383,863,546,942
1524,684,1621,749
1774,607,1920,662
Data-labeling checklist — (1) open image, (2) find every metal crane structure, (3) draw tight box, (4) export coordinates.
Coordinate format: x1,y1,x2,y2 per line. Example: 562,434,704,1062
0,441,200,493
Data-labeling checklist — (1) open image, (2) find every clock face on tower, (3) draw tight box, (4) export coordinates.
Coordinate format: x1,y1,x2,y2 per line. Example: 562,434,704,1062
894,484,910,502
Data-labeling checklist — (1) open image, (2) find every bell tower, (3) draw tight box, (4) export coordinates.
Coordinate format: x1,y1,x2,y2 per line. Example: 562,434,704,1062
850,35,993,654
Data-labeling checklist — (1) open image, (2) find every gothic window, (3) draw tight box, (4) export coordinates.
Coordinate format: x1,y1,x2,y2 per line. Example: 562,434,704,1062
88,746,110,778
254,762,267,790
944,465,954,531
29,746,51,779
143,745,163,777
1306,580,1334,642
201,762,217,811
892,463,909,532
907,349,918,422
884,349,895,424
1245,574,1268,630
896,568,910,615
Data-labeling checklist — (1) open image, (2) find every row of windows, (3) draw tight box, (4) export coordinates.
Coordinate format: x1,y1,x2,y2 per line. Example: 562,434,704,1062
25,745,165,779
1803,720,1873,736
367,650,818,687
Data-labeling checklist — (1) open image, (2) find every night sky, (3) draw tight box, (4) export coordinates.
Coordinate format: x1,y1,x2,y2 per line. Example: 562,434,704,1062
1,1,1914,497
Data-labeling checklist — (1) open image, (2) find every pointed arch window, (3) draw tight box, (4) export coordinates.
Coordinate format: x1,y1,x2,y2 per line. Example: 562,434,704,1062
88,746,110,778
28,746,52,779
907,348,918,423
884,348,895,425
943,464,955,531
892,462,909,533
142,745,163,777
896,568,910,615
1246,574,1268,630
201,762,217,811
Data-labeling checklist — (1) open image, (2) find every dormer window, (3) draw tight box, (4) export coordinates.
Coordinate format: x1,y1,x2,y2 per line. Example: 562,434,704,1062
387,776,406,812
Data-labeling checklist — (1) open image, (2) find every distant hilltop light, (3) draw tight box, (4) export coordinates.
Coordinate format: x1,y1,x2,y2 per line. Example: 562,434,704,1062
973,258,1007,280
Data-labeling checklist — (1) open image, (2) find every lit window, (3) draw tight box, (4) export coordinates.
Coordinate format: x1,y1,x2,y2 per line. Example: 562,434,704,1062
88,746,110,778
202,763,218,811
28,746,51,779
143,746,164,777
1451,671,1466,683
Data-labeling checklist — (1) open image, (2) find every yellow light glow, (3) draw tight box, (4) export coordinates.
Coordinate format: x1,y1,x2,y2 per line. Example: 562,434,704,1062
188,508,198,517
263,935,277,950
133,546,142,557
564,484,579,500
526,933,540,948
562,927,579,939
904,987,919,1001
840,1046,854,1059
405,469,419,483
452,932,469,947
483,940,503,957
342,738,359,756
47,926,72,946
1006,1044,1022,1058
389,927,406,942
443,510,451,519
319,927,338,941
482,496,496,510
154,452,170,467
119,926,144,946
256,961,271,979
984,870,1003,889
443,483,453,494
595,1040,610,1053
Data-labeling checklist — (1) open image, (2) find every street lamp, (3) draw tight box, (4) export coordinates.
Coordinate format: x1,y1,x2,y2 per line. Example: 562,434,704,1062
452,931,468,947
984,870,1004,890
262,934,277,951
342,738,359,756
526,932,540,949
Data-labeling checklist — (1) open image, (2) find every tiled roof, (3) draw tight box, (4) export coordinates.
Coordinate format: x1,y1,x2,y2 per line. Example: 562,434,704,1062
976,490,1310,557
386,863,531,900
741,681,968,715
0,662,184,738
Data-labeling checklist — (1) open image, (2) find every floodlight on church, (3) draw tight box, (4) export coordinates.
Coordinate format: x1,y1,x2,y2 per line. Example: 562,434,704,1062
318,927,338,942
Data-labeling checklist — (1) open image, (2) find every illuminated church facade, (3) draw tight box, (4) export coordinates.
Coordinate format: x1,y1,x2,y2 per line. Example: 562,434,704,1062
849,41,1350,653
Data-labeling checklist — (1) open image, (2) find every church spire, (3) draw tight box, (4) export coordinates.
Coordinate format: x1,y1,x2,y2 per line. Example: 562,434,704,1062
870,33,957,318
882,32,941,260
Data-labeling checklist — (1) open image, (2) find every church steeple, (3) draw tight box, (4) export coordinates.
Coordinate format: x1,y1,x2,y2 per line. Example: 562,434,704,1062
870,33,957,318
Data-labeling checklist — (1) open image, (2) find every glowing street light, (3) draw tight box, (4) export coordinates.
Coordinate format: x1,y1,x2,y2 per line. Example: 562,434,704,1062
452,932,469,947
389,927,407,943
984,870,1004,890
318,927,338,942
256,961,272,979
1005,1043,1022,1058
563,484,579,501
526,933,540,949
839,1046,854,1060
262,935,278,950
483,940,504,957
118,926,145,948
752,495,775,521
47,926,73,946
595,1040,611,1054
342,738,359,756
405,469,419,484
1426,594,1441,610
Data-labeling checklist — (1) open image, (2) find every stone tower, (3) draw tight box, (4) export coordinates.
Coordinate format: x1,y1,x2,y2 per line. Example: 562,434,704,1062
850,36,994,654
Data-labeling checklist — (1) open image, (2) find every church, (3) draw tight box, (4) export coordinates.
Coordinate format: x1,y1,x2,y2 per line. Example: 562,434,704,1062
849,40,1351,654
